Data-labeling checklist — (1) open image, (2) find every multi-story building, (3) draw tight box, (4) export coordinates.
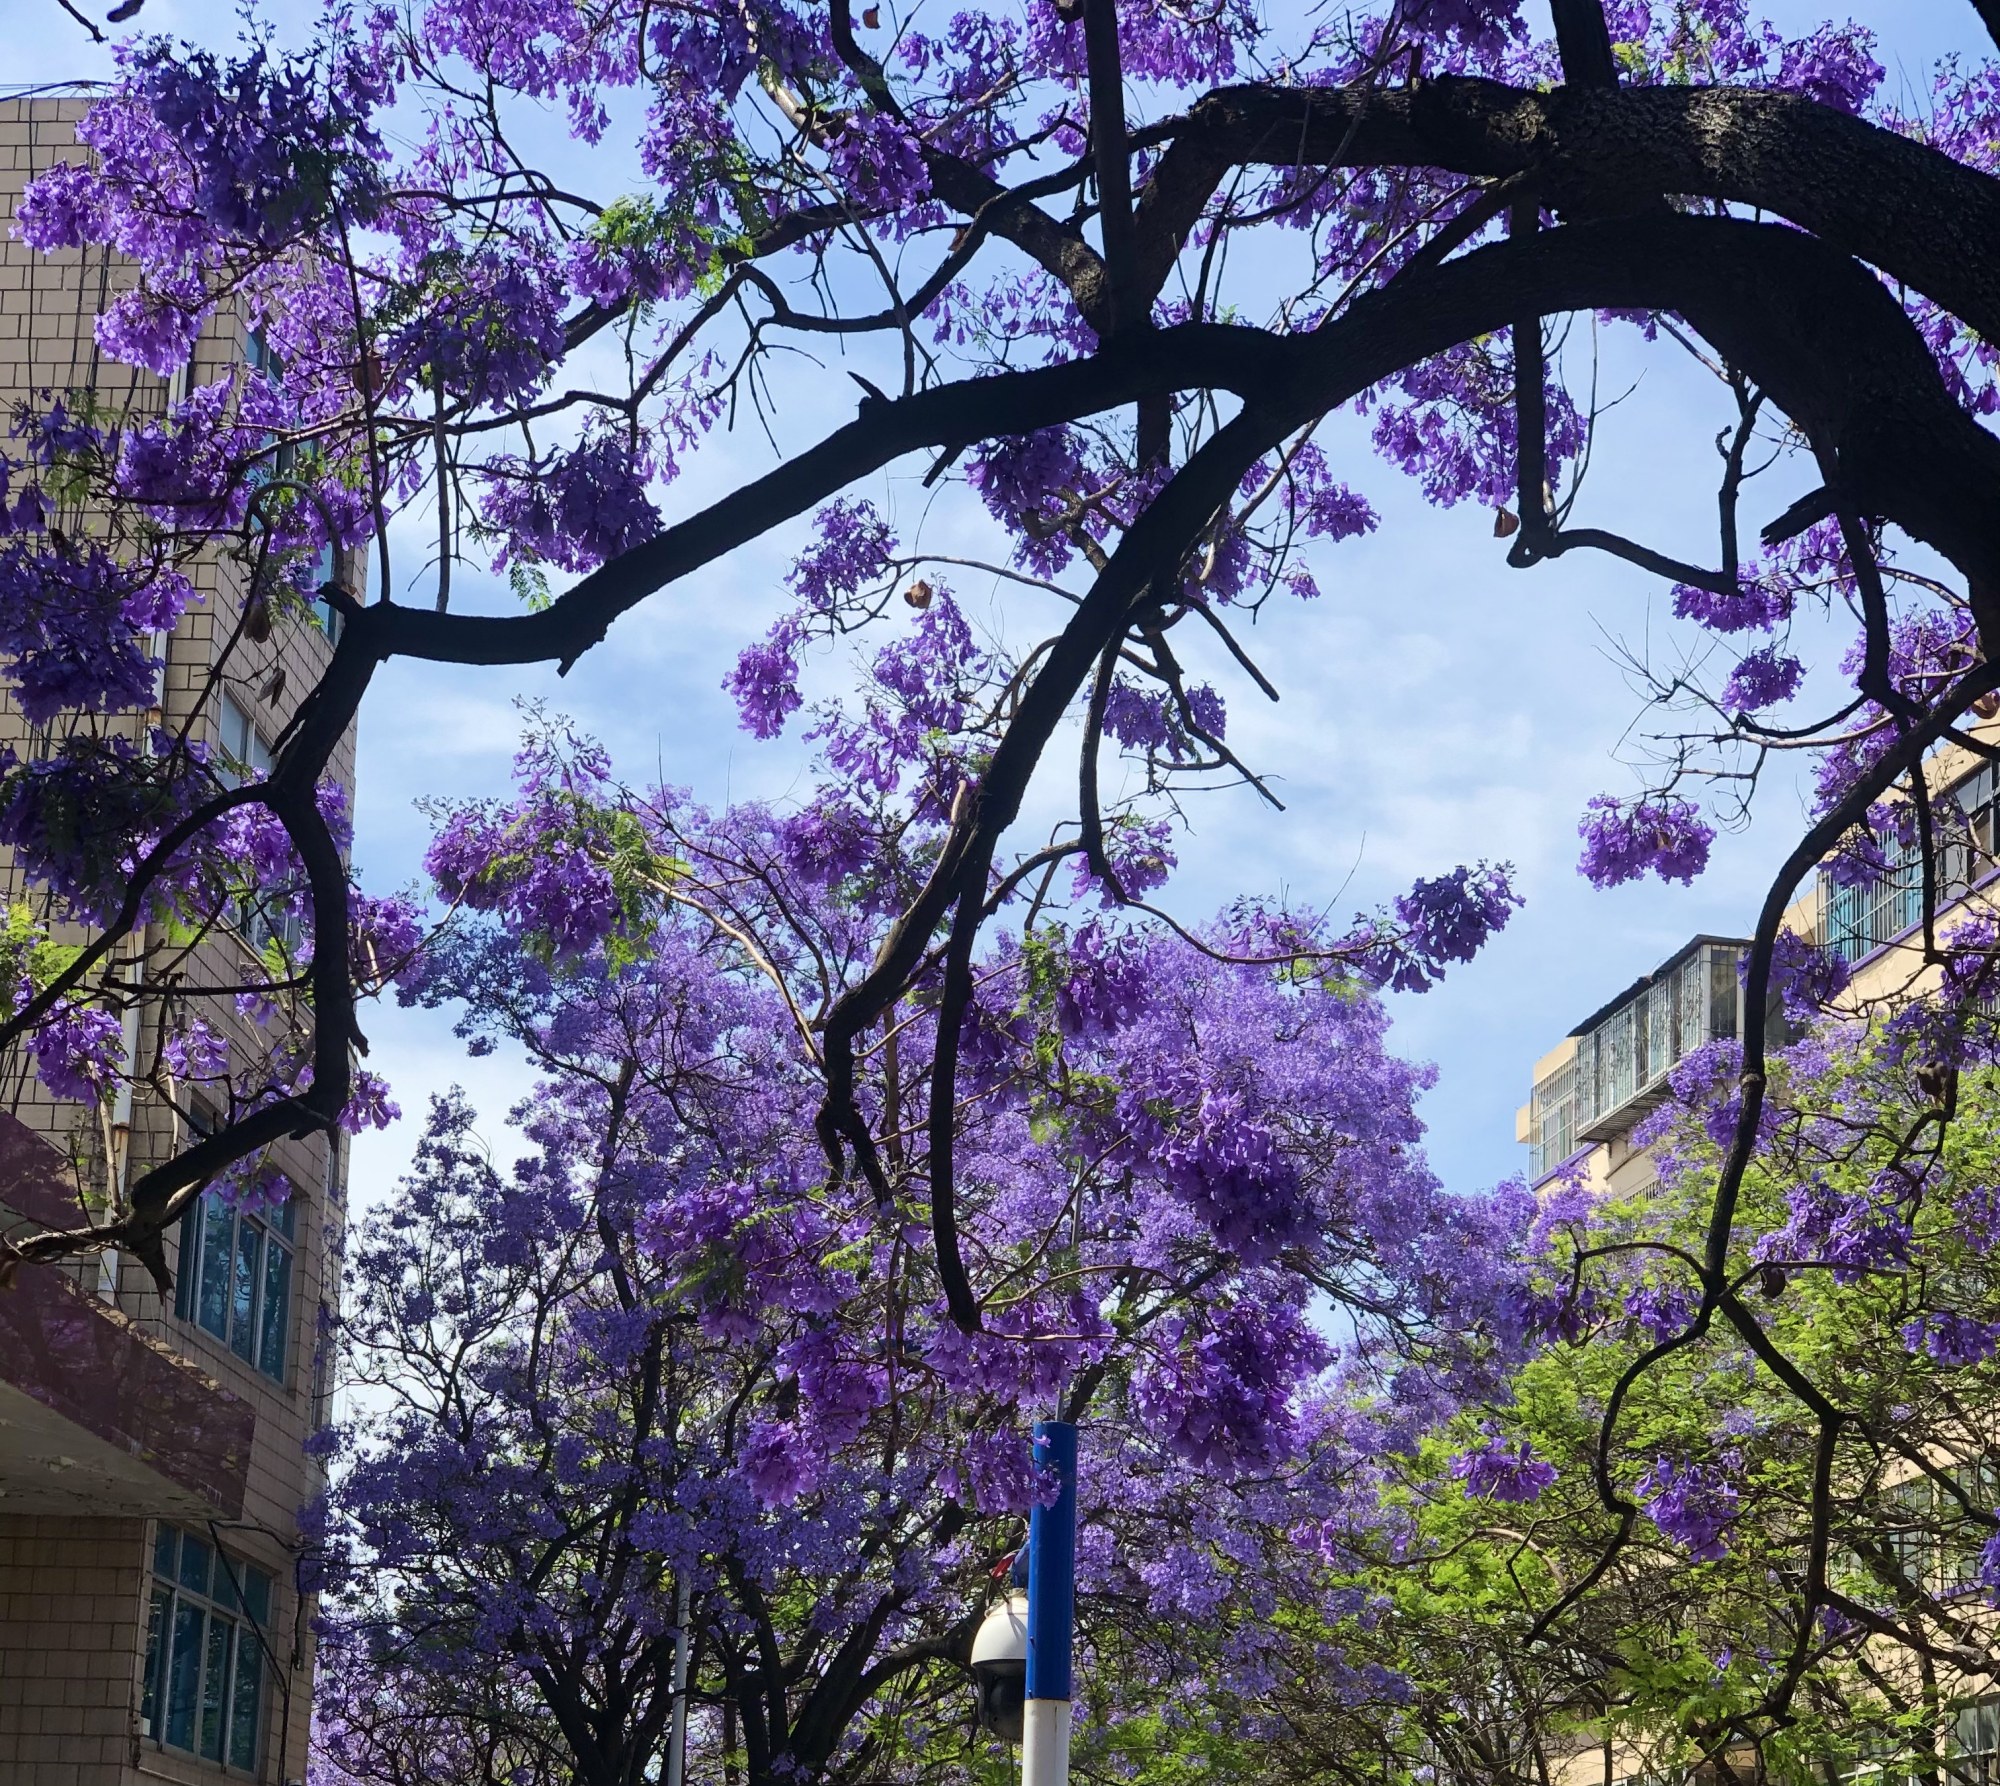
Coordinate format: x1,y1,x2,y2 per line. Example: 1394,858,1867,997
1521,727,2000,1197
0,95,356,1785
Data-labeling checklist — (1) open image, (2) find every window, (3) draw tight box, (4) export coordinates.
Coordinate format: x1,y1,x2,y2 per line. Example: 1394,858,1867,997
215,693,272,786
1872,1461,2000,1597
1529,1059,1578,1179
309,539,344,644
1540,940,1750,1154
1954,1702,2000,1786
141,1525,271,1771
243,326,296,482
175,1185,297,1382
1823,761,2000,963
215,694,303,955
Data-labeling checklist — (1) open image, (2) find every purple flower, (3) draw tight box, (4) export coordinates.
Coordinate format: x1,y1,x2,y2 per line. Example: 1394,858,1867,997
1723,646,1804,713
1577,794,1714,889
1900,1311,2000,1368
1672,575,1793,635
1764,930,1851,1023
740,1418,816,1505
726,617,807,739
1452,1430,1558,1503
1386,861,1521,990
824,112,931,210
483,435,661,573
25,1000,125,1105
788,501,897,613
161,1017,227,1081
1622,1280,1694,1342
1132,1301,1329,1474
1636,1457,1739,1562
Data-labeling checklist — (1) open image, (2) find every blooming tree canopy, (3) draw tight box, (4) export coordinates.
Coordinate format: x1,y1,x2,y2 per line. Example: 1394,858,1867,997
310,716,1545,1786
7,0,2000,1303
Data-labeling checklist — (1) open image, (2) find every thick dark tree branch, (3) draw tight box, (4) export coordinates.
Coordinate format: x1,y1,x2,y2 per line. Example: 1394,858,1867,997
1549,0,1620,89
369,216,2000,697
1130,80,2000,342
1082,0,1140,334
1508,196,1552,563
28,209,2000,1291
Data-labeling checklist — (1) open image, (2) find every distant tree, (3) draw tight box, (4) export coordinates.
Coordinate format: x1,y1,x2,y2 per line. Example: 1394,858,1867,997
1242,971,2000,1786
311,715,1535,1786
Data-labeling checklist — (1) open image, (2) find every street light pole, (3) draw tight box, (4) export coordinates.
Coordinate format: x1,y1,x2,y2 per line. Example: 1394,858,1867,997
665,1572,692,1786
1021,1419,1076,1786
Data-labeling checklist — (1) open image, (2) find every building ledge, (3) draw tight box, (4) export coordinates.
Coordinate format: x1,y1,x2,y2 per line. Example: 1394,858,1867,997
0,1113,254,1517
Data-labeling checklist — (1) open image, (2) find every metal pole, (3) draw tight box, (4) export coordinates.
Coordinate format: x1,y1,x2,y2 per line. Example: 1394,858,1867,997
665,1572,692,1786
1021,1419,1076,1786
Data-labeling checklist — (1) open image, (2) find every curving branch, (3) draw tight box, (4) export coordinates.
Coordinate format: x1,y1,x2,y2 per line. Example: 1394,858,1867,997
26,201,2000,1317
1129,79,2000,341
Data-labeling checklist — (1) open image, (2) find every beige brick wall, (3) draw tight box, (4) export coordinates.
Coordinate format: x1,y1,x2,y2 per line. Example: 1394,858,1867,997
0,1515,147,1785
0,97,355,1784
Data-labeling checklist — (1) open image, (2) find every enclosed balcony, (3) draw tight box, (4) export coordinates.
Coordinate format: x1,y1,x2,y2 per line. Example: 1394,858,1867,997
1526,936,1752,1177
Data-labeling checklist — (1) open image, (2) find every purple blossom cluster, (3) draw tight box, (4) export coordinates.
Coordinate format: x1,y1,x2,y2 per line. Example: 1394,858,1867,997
1636,1456,1740,1563
1577,794,1716,889
1451,1428,1558,1503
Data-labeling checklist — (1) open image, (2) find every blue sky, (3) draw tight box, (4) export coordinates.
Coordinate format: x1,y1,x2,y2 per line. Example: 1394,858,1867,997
10,0,1992,1209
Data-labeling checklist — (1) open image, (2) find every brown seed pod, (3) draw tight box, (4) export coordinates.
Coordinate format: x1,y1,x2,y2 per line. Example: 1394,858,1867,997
903,580,934,610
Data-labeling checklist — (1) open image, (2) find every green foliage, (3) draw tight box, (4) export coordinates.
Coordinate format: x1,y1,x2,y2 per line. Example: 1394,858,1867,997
0,902,80,995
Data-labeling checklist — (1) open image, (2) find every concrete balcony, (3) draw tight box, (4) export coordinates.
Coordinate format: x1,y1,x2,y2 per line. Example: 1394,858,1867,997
0,1112,255,1519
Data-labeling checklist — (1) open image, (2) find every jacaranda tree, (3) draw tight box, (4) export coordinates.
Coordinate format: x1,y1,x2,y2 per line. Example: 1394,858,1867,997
8,0,2000,1758
309,711,1543,1786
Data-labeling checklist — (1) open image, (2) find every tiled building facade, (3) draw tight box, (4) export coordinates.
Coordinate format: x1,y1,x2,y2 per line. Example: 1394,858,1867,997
0,97,356,1785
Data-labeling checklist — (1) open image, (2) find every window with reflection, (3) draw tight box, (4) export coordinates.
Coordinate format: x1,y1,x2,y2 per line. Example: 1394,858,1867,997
174,1183,296,1383
141,1525,271,1772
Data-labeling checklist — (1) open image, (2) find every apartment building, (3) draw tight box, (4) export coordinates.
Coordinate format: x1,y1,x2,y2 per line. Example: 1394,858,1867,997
0,96,357,1785
1520,726,2000,1195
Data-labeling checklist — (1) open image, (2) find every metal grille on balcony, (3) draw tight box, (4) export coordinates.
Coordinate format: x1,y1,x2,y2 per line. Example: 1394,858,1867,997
1820,760,2000,964
1528,936,1752,1176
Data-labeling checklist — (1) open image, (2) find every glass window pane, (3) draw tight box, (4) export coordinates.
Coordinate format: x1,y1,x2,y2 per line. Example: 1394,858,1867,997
270,1191,298,1242
152,1525,178,1579
1677,957,1703,1060
1647,984,1671,1087
141,1587,171,1737
229,1631,263,1770
199,1614,230,1761
178,1533,211,1597
197,1196,233,1341
242,1565,271,1629
165,1602,204,1750
1710,947,1740,1041
174,1202,201,1323
231,1221,261,1361
258,1240,291,1380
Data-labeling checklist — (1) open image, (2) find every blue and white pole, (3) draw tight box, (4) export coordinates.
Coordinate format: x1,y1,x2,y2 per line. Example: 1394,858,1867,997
1021,1419,1077,1786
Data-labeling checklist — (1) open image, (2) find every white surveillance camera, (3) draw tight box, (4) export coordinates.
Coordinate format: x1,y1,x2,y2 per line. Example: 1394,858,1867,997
970,1590,1029,1743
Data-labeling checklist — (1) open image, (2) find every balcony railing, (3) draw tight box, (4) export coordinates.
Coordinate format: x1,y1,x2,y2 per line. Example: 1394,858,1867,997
1528,937,1751,1175
1821,758,2000,963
